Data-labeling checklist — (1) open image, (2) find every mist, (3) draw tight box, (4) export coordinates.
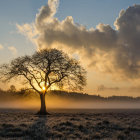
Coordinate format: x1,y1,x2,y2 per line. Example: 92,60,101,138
0,93,140,110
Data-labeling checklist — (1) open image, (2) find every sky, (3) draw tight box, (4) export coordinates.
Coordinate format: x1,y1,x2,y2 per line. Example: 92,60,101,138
0,0,140,97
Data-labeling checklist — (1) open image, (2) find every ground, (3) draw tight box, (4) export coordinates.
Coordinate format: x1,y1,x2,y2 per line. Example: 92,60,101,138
0,109,140,139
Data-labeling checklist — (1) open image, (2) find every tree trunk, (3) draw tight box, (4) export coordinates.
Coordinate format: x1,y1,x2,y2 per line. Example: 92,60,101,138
37,93,49,115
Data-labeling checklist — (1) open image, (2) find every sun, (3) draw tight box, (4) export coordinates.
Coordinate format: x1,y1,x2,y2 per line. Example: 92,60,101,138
42,86,46,91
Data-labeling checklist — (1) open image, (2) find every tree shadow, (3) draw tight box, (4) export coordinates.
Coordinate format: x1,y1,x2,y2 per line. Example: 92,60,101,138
24,114,51,139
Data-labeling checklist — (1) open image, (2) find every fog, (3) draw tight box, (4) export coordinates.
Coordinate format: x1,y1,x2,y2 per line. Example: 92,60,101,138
0,95,140,110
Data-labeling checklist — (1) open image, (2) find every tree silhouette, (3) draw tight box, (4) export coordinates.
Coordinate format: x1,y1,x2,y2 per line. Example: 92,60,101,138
9,85,16,92
0,49,86,115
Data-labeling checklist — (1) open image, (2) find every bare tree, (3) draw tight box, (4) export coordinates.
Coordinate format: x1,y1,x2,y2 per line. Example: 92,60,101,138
0,49,86,115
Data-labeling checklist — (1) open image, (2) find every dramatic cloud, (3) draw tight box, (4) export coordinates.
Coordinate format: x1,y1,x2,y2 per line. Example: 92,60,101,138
0,44,4,50
17,0,140,80
8,46,18,55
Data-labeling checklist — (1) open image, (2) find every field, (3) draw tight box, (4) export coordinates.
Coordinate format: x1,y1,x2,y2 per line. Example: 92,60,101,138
0,109,140,139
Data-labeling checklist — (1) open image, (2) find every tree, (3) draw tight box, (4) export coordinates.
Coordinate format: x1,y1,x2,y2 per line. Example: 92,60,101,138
0,49,86,115
9,85,16,92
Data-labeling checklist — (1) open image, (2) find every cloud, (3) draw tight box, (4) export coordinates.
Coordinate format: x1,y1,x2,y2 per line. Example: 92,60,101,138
17,1,140,80
16,23,38,46
97,85,120,92
36,0,59,29
8,46,18,55
0,44,4,50
128,86,140,92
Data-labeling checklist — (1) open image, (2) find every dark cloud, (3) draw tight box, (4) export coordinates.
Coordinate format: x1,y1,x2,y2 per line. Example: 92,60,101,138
17,1,140,80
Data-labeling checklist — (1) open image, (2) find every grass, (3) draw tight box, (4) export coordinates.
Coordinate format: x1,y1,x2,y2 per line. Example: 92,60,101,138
0,109,139,139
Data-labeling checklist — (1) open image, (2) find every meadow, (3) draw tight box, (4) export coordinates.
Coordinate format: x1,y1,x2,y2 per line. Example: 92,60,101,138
0,109,140,139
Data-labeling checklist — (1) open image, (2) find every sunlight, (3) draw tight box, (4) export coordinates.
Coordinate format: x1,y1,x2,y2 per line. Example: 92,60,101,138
42,86,46,91
50,85,59,90
47,82,49,86
39,82,59,92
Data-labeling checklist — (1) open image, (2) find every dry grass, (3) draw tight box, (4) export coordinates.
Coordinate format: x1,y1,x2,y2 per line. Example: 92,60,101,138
0,109,140,139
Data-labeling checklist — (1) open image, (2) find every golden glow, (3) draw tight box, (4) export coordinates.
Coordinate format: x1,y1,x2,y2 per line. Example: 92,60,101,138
42,86,46,91
50,85,59,90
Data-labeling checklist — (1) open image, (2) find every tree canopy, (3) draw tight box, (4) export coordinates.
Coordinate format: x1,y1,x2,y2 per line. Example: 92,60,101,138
0,49,86,94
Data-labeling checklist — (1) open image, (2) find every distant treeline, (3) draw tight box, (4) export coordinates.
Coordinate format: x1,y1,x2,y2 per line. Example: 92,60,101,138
48,90,140,102
0,86,140,102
